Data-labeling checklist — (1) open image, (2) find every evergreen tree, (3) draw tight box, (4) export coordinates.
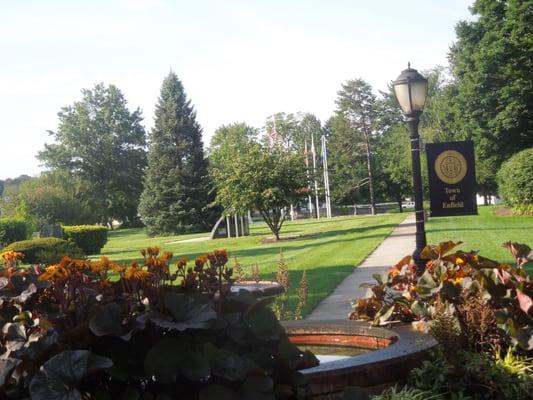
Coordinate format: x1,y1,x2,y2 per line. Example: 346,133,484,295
333,79,378,214
139,72,215,235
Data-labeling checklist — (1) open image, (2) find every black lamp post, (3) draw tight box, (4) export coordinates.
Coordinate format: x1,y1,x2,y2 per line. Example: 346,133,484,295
392,63,428,274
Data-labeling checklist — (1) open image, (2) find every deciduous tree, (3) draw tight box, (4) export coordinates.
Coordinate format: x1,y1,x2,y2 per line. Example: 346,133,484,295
211,142,305,240
38,84,147,227
449,0,533,196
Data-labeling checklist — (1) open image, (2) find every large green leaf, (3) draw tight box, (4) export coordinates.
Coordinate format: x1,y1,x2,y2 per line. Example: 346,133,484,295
373,304,394,325
2,322,26,353
29,350,112,400
209,347,249,381
246,306,282,341
411,300,431,318
89,303,123,337
163,292,217,330
0,358,20,386
144,337,210,383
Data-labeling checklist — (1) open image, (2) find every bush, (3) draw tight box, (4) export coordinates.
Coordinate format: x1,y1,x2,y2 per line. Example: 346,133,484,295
63,225,108,255
350,241,533,351
0,217,28,247
497,148,533,215
2,237,84,264
0,248,317,399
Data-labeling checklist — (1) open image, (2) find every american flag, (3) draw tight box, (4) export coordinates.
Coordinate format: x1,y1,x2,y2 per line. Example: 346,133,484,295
270,119,277,145
270,123,278,144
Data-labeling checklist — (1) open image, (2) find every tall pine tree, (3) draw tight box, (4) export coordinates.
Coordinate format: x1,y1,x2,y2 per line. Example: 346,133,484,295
139,72,214,235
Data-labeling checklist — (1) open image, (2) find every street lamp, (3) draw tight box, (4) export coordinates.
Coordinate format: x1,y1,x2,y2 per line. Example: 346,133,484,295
392,63,428,274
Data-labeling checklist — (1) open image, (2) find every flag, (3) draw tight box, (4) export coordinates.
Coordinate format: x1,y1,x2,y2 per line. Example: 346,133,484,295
270,120,277,145
304,140,309,167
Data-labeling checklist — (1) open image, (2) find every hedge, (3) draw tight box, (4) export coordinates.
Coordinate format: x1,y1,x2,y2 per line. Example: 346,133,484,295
2,237,84,265
0,218,28,247
497,148,533,215
63,225,108,255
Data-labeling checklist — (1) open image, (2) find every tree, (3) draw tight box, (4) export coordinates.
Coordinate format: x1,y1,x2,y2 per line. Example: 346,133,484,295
264,112,299,149
3,172,97,227
209,122,258,171
327,115,367,205
333,79,378,214
375,125,412,211
138,72,215,236
38,83,147,227
449,0,533,196
211,142,305,240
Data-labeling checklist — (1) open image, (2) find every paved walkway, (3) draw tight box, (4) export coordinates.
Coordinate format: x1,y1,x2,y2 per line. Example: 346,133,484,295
307,214,416,320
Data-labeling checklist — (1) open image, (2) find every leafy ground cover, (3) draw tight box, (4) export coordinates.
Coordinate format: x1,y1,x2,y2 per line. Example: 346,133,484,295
426,206,533,274
98,213,406,316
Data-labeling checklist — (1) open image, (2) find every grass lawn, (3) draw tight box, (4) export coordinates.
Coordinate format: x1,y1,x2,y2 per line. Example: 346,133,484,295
426,206,533,274
98,213,406,316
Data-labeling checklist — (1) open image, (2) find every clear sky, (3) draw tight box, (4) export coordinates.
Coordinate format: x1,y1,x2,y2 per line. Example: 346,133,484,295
0,0,473,180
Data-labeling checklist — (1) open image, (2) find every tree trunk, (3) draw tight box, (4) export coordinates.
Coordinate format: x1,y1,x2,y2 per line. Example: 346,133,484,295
398,198,403,213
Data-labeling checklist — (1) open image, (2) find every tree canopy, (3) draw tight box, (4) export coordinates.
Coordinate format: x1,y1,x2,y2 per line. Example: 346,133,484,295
449,0,533,194
211,139,306,240
37,83,147,227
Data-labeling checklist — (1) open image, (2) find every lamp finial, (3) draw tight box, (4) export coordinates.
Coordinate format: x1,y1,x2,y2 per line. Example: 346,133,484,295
408,61,411,69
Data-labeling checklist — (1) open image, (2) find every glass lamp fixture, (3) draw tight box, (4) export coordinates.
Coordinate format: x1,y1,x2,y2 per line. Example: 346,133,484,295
393,63,428,116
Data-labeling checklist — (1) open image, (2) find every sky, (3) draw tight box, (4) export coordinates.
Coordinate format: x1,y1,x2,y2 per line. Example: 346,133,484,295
0,0,474,180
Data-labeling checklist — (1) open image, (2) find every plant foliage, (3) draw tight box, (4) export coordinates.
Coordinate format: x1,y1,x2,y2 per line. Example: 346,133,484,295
0,246,317,399
497,147,533,215
350,241,533,351
0,218,27,247
2,237,84,264
63,225,108,255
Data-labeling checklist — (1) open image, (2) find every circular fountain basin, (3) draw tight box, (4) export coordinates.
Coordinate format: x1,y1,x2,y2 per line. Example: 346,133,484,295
230,280,284,298
283,319,436,399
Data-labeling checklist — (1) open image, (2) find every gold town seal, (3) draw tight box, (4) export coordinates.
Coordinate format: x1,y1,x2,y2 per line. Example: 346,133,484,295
434,150,467,184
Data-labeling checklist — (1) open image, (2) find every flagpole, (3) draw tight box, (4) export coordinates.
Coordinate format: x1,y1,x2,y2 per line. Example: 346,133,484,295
322,134,332,218
304,139,314,218
311,134,320,219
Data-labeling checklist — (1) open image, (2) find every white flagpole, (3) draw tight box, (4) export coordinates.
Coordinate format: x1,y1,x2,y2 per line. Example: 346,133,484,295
304,139,314,218
311,134,320,219
322,135,332,218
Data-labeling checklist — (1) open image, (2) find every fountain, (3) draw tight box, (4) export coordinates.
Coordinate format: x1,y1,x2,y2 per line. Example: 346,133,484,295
283,319,436,399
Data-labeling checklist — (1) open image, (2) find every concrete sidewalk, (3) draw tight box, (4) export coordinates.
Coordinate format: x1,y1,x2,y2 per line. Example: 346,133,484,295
307,214,416,320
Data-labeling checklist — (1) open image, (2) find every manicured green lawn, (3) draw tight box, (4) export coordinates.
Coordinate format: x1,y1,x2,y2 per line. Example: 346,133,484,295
426,206,533,273
98,213,406,316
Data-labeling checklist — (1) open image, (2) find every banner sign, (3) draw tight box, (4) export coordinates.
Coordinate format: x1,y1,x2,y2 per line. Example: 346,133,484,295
426,141,478,217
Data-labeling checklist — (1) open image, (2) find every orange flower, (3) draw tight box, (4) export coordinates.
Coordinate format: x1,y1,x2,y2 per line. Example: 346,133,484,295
0,251,24,262
195,255,207,269
111,264,127,273
125,265,151,281
176,258,188,268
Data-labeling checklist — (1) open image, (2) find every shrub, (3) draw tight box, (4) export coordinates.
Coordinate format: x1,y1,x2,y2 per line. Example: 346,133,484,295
2,237,84,264
63,225,108,254
408,349,533,399
497,148,533,215
0,247,318,399
350,241,533,351
0,217,28,247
